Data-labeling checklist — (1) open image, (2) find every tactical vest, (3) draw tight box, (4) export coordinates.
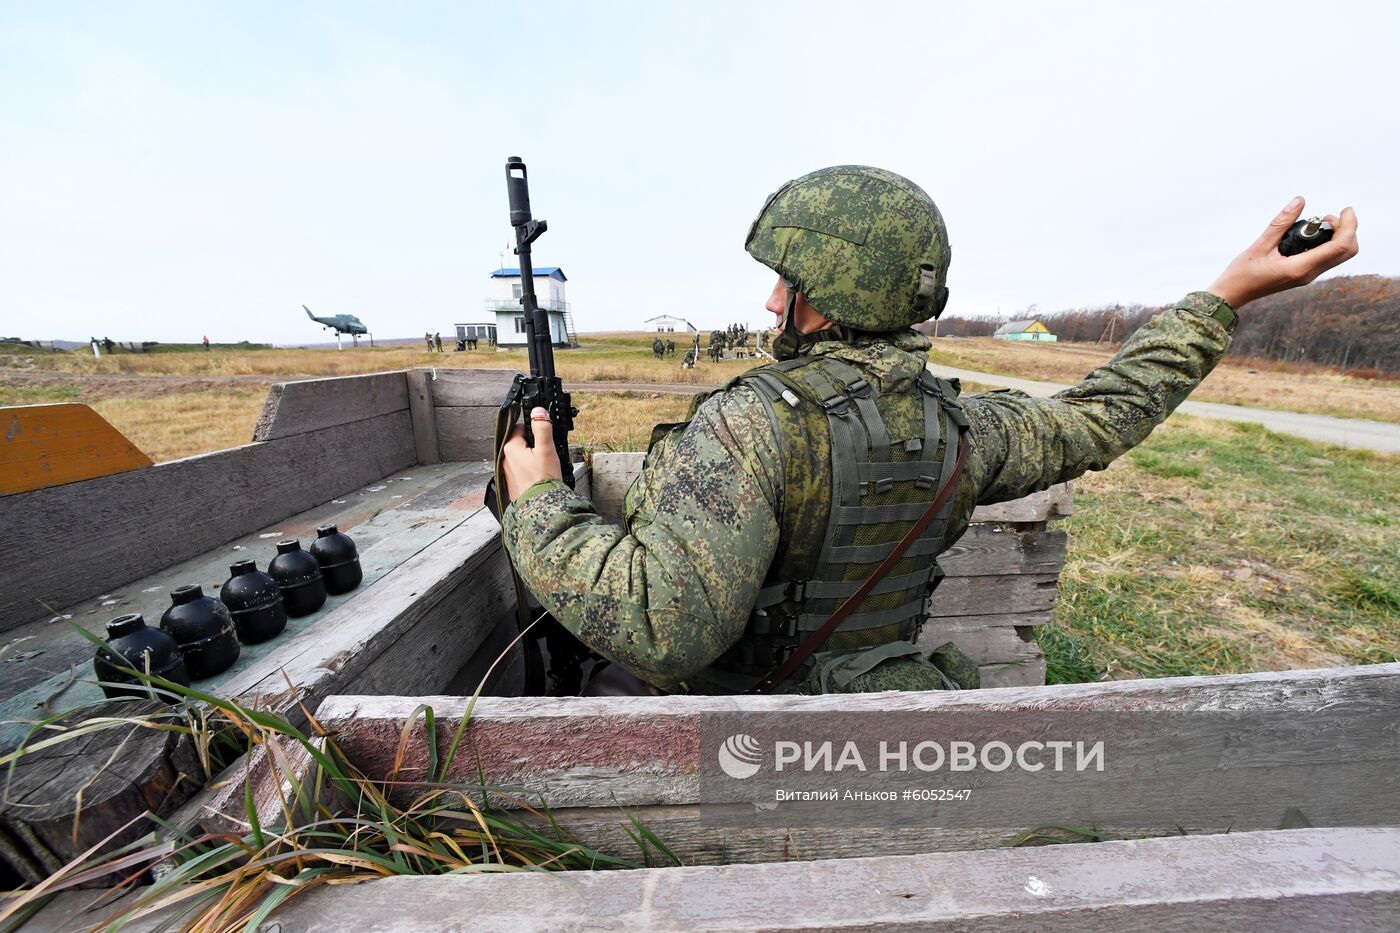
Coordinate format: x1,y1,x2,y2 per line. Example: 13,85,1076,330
693,354,969,693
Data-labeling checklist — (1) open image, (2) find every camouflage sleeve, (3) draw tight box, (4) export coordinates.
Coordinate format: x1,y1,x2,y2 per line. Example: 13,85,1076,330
964,291,1234,505
501,386,783,690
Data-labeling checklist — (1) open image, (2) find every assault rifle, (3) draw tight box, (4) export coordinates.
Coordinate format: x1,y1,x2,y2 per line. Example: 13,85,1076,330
485,155,577,512
484,156,590,695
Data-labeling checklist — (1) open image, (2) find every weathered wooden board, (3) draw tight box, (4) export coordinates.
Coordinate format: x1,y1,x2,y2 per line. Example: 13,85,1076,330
319,664,1400,865
935,525,1066,577
32,828,1400,931
927,572,1060,616
969,484,1073,523
590,451,1072,525
404,369,440,465
916,623,1042,667
251,372,409,442
0,403,152,497
0,461,494,751
0,410,416,633
434,406,498,462
425,367,519,407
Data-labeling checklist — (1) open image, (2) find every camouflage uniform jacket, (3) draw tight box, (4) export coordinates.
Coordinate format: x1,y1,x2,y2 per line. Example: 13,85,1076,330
503,292,1234,693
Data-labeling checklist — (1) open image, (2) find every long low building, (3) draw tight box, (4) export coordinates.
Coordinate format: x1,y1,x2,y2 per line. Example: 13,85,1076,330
994,318,1058,342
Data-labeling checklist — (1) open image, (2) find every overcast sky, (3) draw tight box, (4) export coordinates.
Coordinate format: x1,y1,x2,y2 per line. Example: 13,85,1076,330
1,1,1395,343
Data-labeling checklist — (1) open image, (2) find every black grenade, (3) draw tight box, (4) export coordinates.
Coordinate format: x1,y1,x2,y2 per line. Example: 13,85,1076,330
160,585,241,679
93,613,191,701
220,560,288,643
309,524,363,594
268,539,327,616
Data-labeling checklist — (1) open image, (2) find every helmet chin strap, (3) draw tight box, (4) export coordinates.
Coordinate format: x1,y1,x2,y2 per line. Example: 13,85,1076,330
772,282,847,361
771,283,804,361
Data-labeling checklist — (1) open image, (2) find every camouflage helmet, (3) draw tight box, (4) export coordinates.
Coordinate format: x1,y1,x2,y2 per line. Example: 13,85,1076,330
745,165,951,331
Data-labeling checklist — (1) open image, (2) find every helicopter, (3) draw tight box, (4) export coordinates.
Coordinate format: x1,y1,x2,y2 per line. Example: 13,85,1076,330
303,305,373,348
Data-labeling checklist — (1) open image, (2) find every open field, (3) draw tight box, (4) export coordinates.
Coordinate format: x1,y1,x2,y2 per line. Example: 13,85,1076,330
4,333,1397,682
929,337,1400,424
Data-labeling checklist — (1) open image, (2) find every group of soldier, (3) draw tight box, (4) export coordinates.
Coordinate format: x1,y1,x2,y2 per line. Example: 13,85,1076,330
651,337,677,359
700,324,772,363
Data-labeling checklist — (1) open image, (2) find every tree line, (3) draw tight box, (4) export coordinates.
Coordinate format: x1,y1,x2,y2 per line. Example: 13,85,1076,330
929,275,1400,375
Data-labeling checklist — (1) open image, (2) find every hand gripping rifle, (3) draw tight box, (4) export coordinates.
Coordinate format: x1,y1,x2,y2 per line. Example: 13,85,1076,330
484,156,590,694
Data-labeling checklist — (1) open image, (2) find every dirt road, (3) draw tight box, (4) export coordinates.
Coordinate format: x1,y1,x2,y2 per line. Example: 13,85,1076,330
927,364,1400,454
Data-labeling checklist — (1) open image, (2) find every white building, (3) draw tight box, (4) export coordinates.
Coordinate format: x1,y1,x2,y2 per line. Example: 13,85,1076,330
643,314,696,333
488,267,573,347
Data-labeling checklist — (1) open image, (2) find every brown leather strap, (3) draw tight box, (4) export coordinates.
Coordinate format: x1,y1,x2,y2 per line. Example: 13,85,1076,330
751,431,971,694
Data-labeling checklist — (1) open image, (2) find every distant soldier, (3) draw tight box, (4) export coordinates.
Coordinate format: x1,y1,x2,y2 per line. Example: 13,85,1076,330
102,336,115,353
434,332,444,352
202,335,210,351
652,337,665,359
666,338,676,356
425,332,434,351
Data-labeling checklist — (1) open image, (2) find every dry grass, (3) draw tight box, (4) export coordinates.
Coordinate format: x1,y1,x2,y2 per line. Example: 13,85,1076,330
1044,415,1400,682
90,390,266,463
930,338,1400,423
9,333,759,386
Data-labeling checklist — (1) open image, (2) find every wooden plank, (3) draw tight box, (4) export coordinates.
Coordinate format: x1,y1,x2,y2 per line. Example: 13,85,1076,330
929,572,1060,616
0,410,416,633
321,662,1400,792
979,656,1048,689
917,624,1043,666
32,828,1400,931
316,664,1400,865
922,610,1053,632
972,483,1073,522
0,403,152,496
251,372,409,441
404,369,440,465
591,451,647,519
426,368,519,407
936,525,1066,577
434,406,497,462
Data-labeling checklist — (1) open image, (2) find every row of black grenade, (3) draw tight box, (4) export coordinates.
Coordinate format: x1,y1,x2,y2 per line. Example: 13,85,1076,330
93,525,361,700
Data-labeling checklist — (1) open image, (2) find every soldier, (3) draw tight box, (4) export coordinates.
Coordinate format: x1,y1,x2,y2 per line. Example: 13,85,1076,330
667,338,676,357
424,332,434,352
500,166,1357,696
434,332,444,352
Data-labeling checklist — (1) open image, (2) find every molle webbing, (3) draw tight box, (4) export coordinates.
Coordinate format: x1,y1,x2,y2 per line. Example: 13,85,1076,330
713,355,967,687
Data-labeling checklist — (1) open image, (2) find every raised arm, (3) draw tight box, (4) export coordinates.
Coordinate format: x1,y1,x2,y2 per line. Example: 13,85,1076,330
500,389,783,689
967,198,1359,506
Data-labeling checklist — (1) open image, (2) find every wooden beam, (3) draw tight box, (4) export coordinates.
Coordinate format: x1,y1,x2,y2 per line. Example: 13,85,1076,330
0,403,152,496
252,372,409,442
0,410,416,632
434,406,497,462
426,368,518,407
404,370,440,465
36,828,1400,930
317,664,1400,864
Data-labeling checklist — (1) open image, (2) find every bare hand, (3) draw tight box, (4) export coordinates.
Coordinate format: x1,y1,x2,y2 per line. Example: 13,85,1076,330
1208,197,1358,309
502,407,563,502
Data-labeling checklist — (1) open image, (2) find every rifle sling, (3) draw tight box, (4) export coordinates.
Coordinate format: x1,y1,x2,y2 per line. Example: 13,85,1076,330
750,431,971,695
